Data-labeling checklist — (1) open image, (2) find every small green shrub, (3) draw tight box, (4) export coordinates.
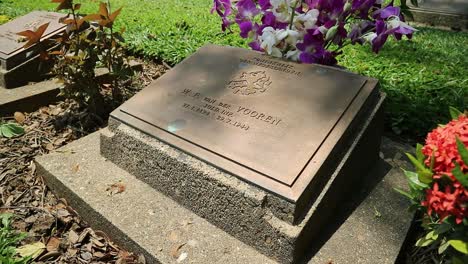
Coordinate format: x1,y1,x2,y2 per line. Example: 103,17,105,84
51,0,133,115
0,214,31,264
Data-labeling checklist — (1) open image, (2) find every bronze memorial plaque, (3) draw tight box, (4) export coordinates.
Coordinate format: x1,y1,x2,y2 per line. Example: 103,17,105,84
0,11,66,70
112,45,379,201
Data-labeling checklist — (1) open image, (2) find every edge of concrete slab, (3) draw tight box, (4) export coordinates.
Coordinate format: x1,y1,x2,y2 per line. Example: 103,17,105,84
0,61,143,116
36,131,275,264
0,79,61,116
36,131,414,264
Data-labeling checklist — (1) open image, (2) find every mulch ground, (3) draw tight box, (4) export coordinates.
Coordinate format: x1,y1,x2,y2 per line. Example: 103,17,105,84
0,60,167,263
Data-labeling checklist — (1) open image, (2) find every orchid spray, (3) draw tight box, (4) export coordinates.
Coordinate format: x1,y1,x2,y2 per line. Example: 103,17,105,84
212,0,416,65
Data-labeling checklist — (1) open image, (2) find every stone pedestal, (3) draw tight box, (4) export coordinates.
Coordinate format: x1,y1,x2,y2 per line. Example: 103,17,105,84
36,132,414,264
409,0,468,29
34,45,413,263
98,45,386,262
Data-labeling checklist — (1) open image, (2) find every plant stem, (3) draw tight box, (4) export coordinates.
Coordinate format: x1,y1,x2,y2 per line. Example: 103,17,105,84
70,3,81,54
288,0,303,30
107,0,118,101
107,0,114,73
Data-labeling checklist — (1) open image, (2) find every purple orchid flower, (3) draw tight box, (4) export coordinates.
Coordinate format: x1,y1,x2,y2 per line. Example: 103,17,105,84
212,0,232,31
373,5,400,20
351,0,377,19
211,0,416,66
299,47,337,65
371,19,391,53
236,0,260,21
239,21,253,38
348,20,375,44
249,40,263,51
258,0,271,11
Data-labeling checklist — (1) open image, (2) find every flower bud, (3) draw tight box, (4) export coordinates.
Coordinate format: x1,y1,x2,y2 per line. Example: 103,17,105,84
325,25,338,41
344,2,352,12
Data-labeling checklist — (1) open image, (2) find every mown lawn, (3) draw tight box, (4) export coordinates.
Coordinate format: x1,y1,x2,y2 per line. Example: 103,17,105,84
1,0,466,141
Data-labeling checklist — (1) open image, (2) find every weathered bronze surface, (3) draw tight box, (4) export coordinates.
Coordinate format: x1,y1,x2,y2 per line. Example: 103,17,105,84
0,11,66,70
112,44,379,201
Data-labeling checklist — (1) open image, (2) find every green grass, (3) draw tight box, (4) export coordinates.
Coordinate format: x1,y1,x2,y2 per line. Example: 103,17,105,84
0,214,30,264
1,0,466,140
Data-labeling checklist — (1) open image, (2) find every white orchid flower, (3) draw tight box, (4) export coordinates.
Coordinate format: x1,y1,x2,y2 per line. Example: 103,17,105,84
295,9,319,29
362,32,377,43
283,29,300,45
270,0,296,22
260,27,289,58
286,49,300,61
386,16,417,33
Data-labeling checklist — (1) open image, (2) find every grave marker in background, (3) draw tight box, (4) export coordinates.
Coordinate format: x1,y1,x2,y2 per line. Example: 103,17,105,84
0,11,66,88
410,0,468,29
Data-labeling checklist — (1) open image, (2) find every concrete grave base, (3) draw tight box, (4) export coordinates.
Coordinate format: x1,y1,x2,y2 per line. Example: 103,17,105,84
410,8,468,30
0,61,143,116
0,79,60,116
100,90,384,263
0,52,54,89
36,132,414,263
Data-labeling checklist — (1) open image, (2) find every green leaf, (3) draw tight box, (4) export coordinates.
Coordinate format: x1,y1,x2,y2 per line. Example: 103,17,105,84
0,123,25,138
455,136,468,165
403,169,429,189
416,143,425,163
438,239,450,254
448,240,468,254
452,164,468,188
0,213,12,228
406,153,427,171
394,187,413,200
415,236,435,247
434,222,452,235
449,106,463,120
425,230,438,240
452,256,466,264
406,153,433,184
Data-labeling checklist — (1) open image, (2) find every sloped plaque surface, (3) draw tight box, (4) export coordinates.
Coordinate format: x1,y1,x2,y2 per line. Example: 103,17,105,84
0,11,65,56
112,45,377,201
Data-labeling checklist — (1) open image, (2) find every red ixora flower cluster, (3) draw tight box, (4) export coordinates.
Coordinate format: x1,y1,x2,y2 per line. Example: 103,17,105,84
421,115,468,224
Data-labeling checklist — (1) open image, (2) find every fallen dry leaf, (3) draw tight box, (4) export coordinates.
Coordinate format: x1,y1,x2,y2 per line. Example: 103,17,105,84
170,243,186,259
106,181,126,196
46,237,61,252
71,164,80,173
138,254,146,264
14,112,26,124
45,143,55,151
38,251,61,261
68,230,79,244
17,241,46,259
77,228,92,243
